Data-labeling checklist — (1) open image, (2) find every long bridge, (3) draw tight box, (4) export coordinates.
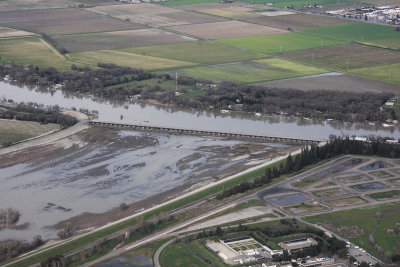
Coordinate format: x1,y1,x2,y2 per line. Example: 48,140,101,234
88,121,322,144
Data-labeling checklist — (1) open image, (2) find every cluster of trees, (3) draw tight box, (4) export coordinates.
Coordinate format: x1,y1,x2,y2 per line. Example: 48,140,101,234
0,236,43,263
41,34,68,54
0,208,20,227
217,137,400,200
57,222,74,240
0,63,171,102
0,103,77,127
40,255,66,267
0,63,395,124
171,82,395,123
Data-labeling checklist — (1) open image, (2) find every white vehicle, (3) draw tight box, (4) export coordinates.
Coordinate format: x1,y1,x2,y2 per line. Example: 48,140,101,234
355,246,359,249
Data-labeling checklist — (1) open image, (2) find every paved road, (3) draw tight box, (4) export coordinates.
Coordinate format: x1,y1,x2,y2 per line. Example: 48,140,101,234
153,239,175,267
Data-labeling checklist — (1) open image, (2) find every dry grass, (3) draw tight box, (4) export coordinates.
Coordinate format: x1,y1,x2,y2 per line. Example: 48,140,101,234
0,119,60,147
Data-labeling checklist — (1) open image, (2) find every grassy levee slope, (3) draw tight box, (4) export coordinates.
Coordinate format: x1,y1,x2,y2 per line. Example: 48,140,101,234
217,32,347,54
302,22,400,49
304,202,400,258
179,58,327,83
8,157,286,267
0,37,72,71
120,41,268,65
0,119,60,146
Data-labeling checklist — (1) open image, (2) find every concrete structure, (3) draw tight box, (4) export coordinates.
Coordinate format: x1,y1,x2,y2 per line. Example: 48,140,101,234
89,121,320,144
278,238,318,251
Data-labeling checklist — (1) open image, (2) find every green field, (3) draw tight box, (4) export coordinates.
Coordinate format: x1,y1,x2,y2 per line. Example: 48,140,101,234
0,37,72,71
217,32,347,54
160,242,209,267
69,50,195,70
351,63,400,85
0,119,60,146
120,41,267,65
303,23,400,49
178,58,327,83
158,0,217,6
305,202,400,257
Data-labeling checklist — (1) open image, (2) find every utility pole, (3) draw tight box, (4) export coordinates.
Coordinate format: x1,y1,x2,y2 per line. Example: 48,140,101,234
175,72,178,91
346,60,349,72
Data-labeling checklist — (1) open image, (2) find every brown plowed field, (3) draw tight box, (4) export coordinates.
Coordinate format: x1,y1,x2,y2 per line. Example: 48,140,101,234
244,13,350,31
254,72,400,93
167,21,288,39
53,29,196,52
89,3,225,27
0,8,142,35
280,43,400,71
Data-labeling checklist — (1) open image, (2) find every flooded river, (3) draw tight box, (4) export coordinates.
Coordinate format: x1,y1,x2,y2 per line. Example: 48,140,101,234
1,81,400,140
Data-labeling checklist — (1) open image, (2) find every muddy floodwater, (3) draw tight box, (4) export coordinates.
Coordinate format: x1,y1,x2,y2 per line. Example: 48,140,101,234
0,128,298,241
1,81,400,140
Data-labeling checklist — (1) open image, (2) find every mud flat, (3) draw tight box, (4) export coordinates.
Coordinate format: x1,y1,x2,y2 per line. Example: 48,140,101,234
0,127,298,241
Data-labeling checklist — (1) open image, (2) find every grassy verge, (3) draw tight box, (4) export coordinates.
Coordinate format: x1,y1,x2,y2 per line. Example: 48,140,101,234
304,202,400,258
0,119,60,146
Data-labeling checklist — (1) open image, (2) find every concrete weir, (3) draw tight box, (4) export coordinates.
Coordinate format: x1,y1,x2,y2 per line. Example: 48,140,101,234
88,121,321,144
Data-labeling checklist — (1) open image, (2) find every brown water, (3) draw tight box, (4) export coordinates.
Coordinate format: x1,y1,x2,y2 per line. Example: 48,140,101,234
1,81,399,140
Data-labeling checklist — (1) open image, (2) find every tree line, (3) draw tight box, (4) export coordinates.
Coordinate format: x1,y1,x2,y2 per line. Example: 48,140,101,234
217,137,400,200
0,63,395,124
0,102,77,127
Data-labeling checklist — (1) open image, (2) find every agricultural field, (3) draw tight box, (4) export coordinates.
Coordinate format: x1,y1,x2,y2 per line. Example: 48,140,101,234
217,32,347,54
326,196,368,207
243,13,350,31
121,41,267,65
255,72,400,93
159,0,219,6
304,203,400,257
53,29,195,53
280,44,400,72
0,0,118,11
198,6,259,19
177,58,327,83
69,49,194,70
351,63,400,85
303,22,400,49
0,37,72,71
0,119,60,147
0,26,35,38
0,8,141,35
89,3,226,27
167,21,288,39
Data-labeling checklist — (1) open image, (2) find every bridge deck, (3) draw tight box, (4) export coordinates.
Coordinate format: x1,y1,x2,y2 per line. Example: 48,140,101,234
88,121,322,144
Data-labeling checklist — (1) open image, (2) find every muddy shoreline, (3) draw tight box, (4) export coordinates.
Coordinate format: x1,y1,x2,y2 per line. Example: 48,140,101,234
0,126,299,241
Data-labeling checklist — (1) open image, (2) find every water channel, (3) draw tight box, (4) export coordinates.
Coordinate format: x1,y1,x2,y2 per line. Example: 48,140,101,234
1,81,400,140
